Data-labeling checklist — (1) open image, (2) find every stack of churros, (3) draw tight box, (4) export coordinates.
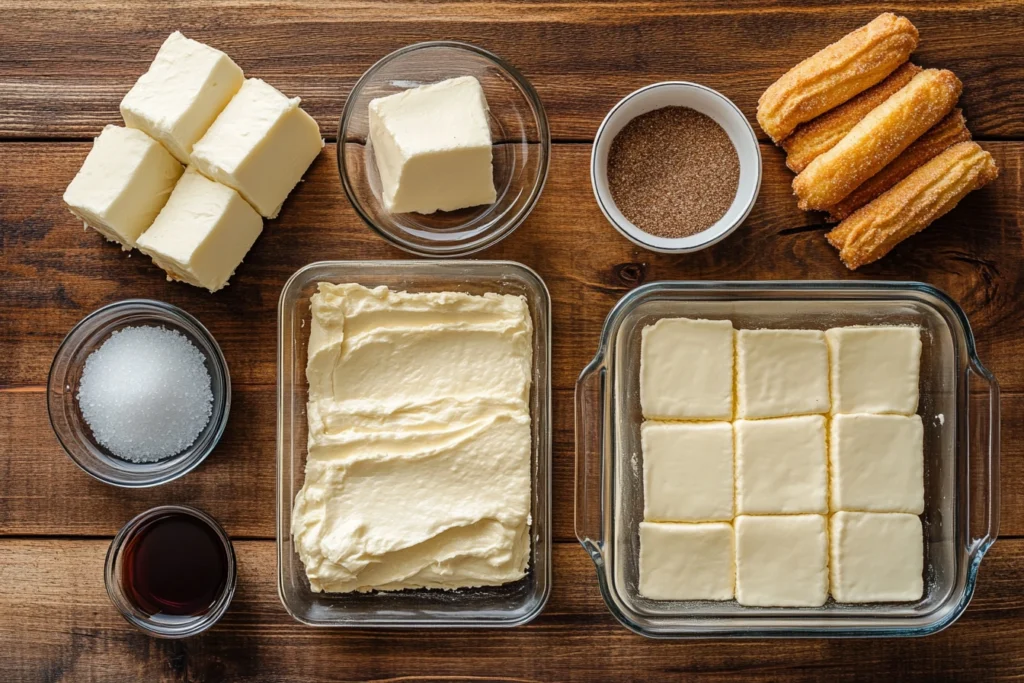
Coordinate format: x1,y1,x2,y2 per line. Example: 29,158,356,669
757,13,999,269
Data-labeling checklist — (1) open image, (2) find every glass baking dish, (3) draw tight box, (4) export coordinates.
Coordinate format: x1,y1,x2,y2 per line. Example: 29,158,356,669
575,281,999,637
277,260,551,627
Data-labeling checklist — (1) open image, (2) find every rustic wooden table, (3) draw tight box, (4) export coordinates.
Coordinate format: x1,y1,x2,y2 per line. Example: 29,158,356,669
2,1,1023,681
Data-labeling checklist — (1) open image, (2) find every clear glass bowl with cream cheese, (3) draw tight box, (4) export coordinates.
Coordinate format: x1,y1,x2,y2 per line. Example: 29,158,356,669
337,41,550,257
277,260,551,626
576,281,1000,637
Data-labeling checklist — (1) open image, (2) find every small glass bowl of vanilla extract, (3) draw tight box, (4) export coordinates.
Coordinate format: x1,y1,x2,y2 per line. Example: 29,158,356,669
105,505,236,638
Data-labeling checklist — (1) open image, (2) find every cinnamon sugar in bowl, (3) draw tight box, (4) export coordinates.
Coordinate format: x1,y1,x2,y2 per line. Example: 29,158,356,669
591,82,761,253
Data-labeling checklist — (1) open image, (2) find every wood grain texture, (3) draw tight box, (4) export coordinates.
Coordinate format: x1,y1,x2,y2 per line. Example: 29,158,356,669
2,384,1020,539
3,1,1024,680
2,1,1024,141
2,143,1021,389
2,539,1024,682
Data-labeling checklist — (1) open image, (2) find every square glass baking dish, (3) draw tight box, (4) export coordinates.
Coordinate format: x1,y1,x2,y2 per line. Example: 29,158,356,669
575,281,1000,637
278,260,551,627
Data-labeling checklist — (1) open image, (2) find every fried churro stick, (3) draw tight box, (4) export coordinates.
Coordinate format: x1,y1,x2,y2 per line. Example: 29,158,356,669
793,69,962,211
782,63,921,173
757,13,919,143
826,109,971,232
828,142,997,269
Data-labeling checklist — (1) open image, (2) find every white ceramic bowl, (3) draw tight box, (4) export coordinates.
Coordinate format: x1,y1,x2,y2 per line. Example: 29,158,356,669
591,82,762,253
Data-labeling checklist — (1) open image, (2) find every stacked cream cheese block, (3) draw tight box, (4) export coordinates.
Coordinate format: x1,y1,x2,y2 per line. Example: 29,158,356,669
63,32,323,291
638,319,924,606
368,76,496,214
291,284,533,592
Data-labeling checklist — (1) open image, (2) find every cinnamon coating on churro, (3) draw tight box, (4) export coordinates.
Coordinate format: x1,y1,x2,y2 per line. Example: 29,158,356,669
828,142,998,269
782,63,921,173
757,13,919,143
793,69,962,211
826,109,971,230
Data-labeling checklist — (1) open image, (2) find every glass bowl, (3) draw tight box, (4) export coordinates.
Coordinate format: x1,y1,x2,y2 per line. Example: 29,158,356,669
47,299,231,488
105,504,237,638
337,41,550,257
277,260,551,626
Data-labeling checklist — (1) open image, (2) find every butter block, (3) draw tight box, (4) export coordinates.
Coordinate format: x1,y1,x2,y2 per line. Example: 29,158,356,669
830,512,924,603
63,125,183,250
120,31,244,164
368,76,496,214
830,413,924,514
735,515,828,607
735,416,827,515
736,329,829,418
136,167,262,292
642,421,734,522
826,326,922,415
638,521,734,601
191,78,324,218
640,318,734,420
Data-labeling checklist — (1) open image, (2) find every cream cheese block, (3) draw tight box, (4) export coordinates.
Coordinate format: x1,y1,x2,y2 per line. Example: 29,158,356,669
830,511,924,603
640,317,735,420
191,78,324,218
120,31,244,164
829,413,924,514
734,416,827,515
641,421,734,522
63,125,183,250
736,329,829,418
292,284,533,592
826,326,922,415
136,167,262,292
368,76,496,214
638,521,734,601
735,515,828,607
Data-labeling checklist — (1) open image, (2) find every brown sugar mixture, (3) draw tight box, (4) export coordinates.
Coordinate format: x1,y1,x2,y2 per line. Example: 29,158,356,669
607,107,740,238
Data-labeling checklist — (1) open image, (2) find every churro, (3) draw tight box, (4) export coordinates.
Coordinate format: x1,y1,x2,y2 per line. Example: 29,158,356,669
793,69,962,211
782,63,921,173
756,13,919,143
828,142,997,269
827,109,971,230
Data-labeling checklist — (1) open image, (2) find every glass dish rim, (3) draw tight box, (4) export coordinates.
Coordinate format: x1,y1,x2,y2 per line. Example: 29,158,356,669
336,40,552,257
276,259,553,627
104,503,238,639
576,279,999,638
46,298,232,489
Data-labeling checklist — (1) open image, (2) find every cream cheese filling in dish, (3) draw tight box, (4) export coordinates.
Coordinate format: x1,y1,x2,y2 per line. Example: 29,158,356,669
292,283,533,593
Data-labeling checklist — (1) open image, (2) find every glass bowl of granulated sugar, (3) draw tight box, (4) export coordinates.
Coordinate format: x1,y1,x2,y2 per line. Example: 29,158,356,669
591,82,762,253
47,300,230,488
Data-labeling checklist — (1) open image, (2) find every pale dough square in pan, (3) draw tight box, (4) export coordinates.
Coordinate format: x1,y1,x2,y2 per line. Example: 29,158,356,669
638,521,734,601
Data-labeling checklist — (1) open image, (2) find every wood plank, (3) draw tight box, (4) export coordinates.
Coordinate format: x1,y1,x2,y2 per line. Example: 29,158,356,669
2,386,1021,540
2,1,1024,141
1,538,1023,682
2,143,1021,389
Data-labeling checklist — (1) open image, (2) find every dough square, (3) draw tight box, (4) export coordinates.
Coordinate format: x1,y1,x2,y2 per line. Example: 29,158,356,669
825,326,922,415
829,414,924,514
638,521,734,601
642,421,734,522
735,515,828,607
736,329,830,418
735,416,827,515
830,512,924,603
640,318,734,420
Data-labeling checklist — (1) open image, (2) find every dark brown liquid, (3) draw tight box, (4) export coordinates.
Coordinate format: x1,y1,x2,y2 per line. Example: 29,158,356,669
121,512,229,618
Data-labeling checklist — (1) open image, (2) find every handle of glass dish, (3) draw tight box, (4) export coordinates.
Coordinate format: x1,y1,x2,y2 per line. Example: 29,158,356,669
575,358,606,560
968,360,1000,558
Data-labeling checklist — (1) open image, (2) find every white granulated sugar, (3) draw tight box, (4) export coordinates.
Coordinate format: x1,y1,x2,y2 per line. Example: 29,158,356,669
77,325,214,462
